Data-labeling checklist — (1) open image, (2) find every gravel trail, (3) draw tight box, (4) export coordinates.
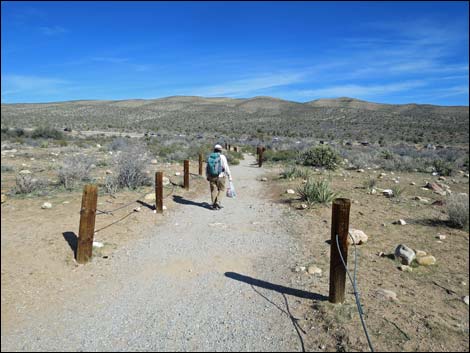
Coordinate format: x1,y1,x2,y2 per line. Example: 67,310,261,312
2,155,310,352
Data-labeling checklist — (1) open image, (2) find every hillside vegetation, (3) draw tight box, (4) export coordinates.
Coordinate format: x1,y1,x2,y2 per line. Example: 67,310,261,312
2,96,468,145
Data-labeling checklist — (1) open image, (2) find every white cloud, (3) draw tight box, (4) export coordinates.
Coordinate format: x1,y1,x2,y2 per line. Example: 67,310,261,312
1,74,70,97
293,81,427,99
39,25,67,36
191,72,306,97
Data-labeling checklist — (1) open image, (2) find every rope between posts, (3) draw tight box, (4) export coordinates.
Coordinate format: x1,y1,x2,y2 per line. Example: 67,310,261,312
96,191,149,215
94,211,135,234
336,232,375,353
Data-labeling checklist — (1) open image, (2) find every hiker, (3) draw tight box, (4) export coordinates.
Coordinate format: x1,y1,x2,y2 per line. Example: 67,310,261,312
206,144,232,210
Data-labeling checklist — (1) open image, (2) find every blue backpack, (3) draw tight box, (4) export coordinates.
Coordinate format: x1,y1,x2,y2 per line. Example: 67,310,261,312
207,152,223,177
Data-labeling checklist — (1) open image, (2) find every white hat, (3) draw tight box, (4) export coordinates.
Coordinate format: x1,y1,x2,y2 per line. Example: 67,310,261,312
214,144,223,151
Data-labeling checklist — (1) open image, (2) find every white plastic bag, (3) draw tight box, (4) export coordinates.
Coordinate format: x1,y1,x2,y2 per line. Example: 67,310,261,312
226,181,236,198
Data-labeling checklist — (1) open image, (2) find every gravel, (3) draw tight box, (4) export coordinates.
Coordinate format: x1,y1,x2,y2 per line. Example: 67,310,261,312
2,156,305,351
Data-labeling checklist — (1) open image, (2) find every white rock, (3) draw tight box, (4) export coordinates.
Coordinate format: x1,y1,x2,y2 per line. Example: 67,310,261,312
436,234,446,240
464,296,469,306
357,169,365,173
383,189,394,197
162,177,170,186
393,219,407,225
399,265,413,272
175,172,181,176
415,250,427,257
92,241,104,248
286,189,296,194
41,202,52,209
133,207,141,212
19,170,32,175
162,205,167,210
416,255,436,266
105,170,113,175
410,182,416,185
144,193,156,201
151,159,158,165
376,288,398,301
260,177,268,182
300,203,308,209
96,144,101,148
413,196,430,203
394,244,415,265
307,265,322,275
348,229,368,245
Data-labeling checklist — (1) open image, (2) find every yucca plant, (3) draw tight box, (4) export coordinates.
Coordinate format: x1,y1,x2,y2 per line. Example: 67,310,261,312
297,178,337,204
281,166,312,180
363,177,377,193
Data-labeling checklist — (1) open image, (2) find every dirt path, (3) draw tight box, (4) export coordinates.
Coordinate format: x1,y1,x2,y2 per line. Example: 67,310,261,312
1,155,316,352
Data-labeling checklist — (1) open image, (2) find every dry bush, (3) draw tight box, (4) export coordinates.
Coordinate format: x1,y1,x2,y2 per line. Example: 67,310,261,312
115,144,151,189
58,154,95,190
14,174,48,194
447,193,469,230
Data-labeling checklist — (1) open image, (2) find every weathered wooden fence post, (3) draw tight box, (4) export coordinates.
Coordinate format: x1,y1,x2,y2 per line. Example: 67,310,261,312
234,146,238,152
155,171,163,214
184,159,189,190
77,184,98,264
329,198,351,304
228,144,231,151
225,143,228,150
258,146,264,167
198,153,203,176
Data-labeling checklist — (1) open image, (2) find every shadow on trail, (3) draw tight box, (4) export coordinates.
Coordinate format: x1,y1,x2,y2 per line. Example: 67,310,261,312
225,272,327,352
137,200,156,211
63,231,78,259
225,272,327,301
172,195,213,210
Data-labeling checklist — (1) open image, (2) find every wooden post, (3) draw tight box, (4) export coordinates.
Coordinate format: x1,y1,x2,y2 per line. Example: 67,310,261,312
155,171,163,214
77,184,98,264
256,146,260,156
228,144,231,151
234,146,238,152
225,143,228,150
198,153,203,176
184,159,189,190
258,146,264,167
329,198,351,304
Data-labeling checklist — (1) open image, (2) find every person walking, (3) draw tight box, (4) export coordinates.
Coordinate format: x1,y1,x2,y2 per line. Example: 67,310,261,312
206,144,232,210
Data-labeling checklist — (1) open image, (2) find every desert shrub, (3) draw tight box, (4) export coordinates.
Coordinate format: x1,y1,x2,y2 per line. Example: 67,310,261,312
432,159,454,176
391,185,406,200
104,175,119,195
109,137,128,151
58,154,95,190
363,177,377,192
302,145,342,170
297,178,337,204
55,139,68,147
263,149,299,163
115,145,151,189
14,173,48,194
281,166,312,180
447,193,469,230
1,165,14,172
31,127,64,139
225,150,243,165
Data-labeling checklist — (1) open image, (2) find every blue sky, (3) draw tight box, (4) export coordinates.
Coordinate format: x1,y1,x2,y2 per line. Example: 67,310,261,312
1,1,469,105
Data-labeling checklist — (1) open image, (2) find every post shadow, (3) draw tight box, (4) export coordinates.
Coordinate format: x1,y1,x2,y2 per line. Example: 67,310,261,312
224,272,328,301
62,231,78,259
137,199,156,211
172,195,213,210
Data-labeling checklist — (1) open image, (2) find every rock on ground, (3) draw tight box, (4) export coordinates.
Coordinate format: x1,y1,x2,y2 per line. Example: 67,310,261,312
394,244,415,265
347,229,368,245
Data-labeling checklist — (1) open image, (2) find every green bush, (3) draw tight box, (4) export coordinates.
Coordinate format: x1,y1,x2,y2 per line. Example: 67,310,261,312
281,166,312,180
297,178,337,204
301,145,342,170
31,127,64,139
432,159,454,176
263,149,300,163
